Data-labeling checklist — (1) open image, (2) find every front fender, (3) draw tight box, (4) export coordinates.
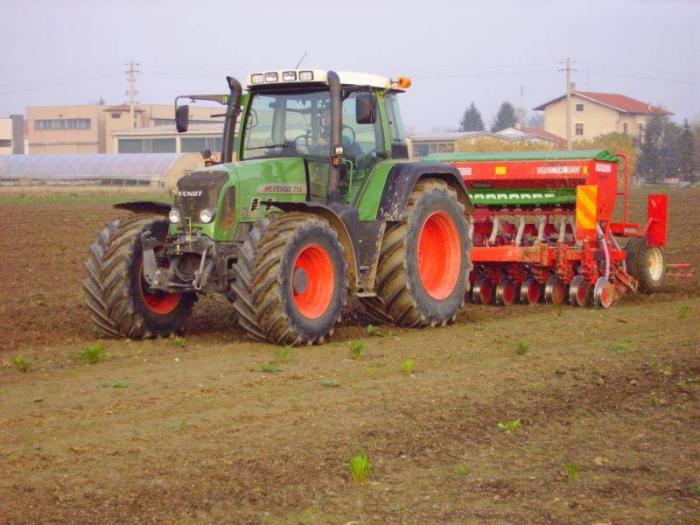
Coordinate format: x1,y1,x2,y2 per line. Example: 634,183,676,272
114,201,171,216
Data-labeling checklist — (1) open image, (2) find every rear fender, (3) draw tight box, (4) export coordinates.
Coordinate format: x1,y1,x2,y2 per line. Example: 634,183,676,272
378,162,473,221
646,194,667,248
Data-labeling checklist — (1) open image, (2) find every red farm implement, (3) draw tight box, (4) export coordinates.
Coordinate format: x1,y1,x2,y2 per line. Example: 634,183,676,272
427,149,685,308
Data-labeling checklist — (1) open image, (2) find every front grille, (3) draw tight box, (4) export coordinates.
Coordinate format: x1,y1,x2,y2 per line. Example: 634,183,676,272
175,171,229,221
392,143,409,159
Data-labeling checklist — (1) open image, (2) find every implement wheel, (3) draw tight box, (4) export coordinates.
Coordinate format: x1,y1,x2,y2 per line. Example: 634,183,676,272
83,216,195,339
519,278,541,305
544,275,566,305
494,279,517,306
231,213,347,345
568,275,591,307
625,237,665,293
471,277,494,305
361,179,470,327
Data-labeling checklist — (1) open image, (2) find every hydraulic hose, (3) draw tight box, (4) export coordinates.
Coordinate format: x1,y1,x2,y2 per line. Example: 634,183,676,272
597,223,610,279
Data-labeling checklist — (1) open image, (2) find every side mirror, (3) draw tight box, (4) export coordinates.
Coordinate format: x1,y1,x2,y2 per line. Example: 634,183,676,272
356,94,376,125
176,105,190,133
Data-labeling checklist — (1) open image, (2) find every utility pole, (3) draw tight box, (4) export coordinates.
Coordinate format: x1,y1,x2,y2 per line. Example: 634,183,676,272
560,58,575,150
126,60,140,128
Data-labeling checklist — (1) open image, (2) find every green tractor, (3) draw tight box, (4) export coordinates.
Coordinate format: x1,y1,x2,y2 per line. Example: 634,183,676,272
84,70,473,345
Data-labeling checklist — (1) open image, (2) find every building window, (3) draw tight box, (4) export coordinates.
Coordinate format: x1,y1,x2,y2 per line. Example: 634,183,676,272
35,118,91,130
181,136,223,153
151,118,221,127
117,137,176,153
413,143,430,157
576,103,584,112
111,112,122,119
638,123,644,137
575,123,584,136
623,123,628,135
0,139,11,147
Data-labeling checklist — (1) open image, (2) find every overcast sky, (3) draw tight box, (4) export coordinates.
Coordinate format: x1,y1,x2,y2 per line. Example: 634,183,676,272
1,0,698,132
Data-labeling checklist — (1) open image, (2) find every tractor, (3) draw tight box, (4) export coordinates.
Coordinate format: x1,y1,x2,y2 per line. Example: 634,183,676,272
84,70,473,345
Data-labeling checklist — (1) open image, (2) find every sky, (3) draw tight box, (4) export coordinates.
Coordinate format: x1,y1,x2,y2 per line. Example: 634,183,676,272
1,0,698,132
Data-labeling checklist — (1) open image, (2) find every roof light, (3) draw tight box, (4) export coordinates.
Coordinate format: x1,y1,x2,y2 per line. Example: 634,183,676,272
250,73,264,84
394,76,412,89
282,71,297,81
299,71,314,81
264,72,279,83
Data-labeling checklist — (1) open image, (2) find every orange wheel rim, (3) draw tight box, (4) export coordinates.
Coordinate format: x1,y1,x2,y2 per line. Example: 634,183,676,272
418,211,461,300
140,262,181,315
292,244,335,319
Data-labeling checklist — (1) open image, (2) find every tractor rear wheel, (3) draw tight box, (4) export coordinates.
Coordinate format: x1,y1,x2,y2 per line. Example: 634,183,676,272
625,237,665,293
83,215,195,339
231,213,347,345
361,179,471,327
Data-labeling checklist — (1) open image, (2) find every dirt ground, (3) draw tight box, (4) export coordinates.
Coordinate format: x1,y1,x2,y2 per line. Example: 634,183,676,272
0,186,698,524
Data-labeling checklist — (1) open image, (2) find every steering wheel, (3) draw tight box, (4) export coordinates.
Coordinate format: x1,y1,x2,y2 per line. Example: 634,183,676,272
342,124,356,144
293,133,312,151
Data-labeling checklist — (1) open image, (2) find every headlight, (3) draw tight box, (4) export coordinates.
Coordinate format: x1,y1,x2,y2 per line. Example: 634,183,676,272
264,72,279,83
168,208,182,224
250,73,264,84
199,208,215,223
282,71,297,81
299,71,314,81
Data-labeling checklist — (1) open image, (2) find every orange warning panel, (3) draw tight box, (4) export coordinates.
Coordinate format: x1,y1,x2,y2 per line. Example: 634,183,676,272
576,185,598,241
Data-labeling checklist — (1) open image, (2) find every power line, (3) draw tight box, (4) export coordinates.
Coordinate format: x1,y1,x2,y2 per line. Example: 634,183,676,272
0,72,122,95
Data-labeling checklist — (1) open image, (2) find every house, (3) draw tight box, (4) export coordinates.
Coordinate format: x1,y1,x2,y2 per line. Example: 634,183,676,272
534,91,672,142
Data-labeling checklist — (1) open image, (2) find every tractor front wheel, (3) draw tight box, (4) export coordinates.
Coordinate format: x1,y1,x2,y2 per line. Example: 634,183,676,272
231,213,347,345
83,216,195,339
361,179,471,327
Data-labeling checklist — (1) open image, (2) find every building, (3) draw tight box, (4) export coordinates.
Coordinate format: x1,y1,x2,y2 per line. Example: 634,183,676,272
0,118,11,155
111,123,224,155
25,104,222,154
533,91,673,142
407,127,562,159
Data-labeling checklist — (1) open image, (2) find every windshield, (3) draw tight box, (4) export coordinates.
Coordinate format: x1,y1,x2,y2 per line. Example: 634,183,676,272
242,90,332,160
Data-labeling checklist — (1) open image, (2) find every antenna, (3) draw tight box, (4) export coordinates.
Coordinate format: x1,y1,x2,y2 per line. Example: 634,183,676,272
294,51,308,69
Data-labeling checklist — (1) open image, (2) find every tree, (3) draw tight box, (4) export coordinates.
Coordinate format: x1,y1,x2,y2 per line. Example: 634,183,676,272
637,115,665,183
527,113,544,129
491,101,517,132
678,120,696,183
459,103,485,132
573,133,638,184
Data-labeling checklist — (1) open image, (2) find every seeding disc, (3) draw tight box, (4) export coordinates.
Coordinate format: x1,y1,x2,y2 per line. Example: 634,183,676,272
495,279,517,306
544,275,566,305
519,278,541,305
568,275,591,307
593,277,615,309
471,277,494,304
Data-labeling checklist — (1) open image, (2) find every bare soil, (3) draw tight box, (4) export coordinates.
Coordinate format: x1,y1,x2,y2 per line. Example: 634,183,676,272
0,187,698,524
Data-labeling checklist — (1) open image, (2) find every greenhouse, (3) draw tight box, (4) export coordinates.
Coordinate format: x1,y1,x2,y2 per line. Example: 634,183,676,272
0,153,204,188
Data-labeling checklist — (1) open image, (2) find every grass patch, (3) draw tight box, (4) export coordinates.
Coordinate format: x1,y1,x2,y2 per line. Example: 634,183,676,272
103,381,129,389
607,338,634,353
677,305,691,320
75,340,106,364
321,378,341,388
10,355,31,373
348,341,365,360
400,358,416,375
497,418,521,433
169,419,189,433
388,503,406,513
260,362,282,373
516,341,529,355
172,336,186,347
274,345,293,364
563,462,580,480
366,324,384,337
454,463,468,476
348,452,372,484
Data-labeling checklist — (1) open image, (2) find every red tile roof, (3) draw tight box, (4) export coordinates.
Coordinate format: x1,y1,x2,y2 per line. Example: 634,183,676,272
521,127,564,143
534,91,672,115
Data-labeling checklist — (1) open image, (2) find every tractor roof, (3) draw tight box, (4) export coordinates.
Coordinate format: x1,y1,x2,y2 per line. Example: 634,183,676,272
244,69,408,91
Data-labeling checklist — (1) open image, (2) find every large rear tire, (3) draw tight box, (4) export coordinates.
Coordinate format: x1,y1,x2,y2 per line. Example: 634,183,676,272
231,213,347,345
361,179,471,327
83,216,195,339
625,237,665,293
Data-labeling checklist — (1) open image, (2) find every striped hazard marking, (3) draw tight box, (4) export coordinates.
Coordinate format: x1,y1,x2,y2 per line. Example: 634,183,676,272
576,185,598,235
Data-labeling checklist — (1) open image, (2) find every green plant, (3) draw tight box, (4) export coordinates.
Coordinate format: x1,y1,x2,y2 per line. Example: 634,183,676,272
497,418,521,433
172,335,186,347
366,324,384,337
75,340,106,364
10,356,31,373
274,345,293,364
607,339,634,353
348,341,364,360
169,419,189,433
677,304,691,320
454,463,468,476
321,378,341,388
348,452,372,484
400,358,416,375
563,462,580,480
103,381,129,389
260,362,282,373
690,485,700,495
516,341,529,355
388,503,405,513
